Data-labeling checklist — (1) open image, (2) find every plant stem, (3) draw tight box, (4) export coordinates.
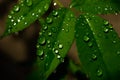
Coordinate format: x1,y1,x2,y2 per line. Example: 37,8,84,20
54,0,64,7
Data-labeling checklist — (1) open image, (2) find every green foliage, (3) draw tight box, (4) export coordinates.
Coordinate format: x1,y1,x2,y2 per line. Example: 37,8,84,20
70,0,120,14
27,8,76,80
75,13,120,80
1,0,120,80
2,0,51,37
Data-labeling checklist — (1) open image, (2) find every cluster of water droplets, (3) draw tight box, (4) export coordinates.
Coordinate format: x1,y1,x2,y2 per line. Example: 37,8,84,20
7,0,50,34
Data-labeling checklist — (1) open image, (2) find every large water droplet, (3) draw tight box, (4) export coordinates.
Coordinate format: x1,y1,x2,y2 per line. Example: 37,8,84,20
58,44,63,49
46,17,53,24
84,36,90,42
14,5,20,12
39,37,46,45
37,49,44,57
97,69,103,77
26,0,33,6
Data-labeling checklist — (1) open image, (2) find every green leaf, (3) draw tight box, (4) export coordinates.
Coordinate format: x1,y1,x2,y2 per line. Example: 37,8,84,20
27,8,76,80
75,13,120,80
70,0,120,14
2,0,51,37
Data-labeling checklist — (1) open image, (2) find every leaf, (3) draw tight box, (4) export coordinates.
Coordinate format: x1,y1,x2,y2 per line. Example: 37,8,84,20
75,13,120,80
27,8,76,80
70,0,120,14
2,0,51,37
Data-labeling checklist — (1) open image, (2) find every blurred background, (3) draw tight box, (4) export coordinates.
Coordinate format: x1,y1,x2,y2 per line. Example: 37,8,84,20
0,0,120,80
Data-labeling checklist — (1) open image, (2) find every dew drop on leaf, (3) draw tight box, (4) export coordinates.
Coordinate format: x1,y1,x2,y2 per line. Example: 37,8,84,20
43,25,48,30
103,27,109,33
26,0,33,6
53,11,58,17
36,45,40,48
84,36,90,42
117,51,120,55
47,40,50,44
104,21,109,26
112,40,116,44
8,15,12,19
13,5,20,12
39,37,46,45
48,32,52,36
54,49,59,54
97,69,103,77
53,2,57,6
58,44,63,49
37,49,44,57
92,54,97,60
46,17,53,24
88,42,93,47
57,55,61,59
44,4,49,11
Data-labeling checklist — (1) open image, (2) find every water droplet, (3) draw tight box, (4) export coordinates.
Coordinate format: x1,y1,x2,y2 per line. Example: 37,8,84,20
44,4,49,11
11,19,14,22
105,8,108,11
53,11,58,17
54,49,59,54
117,51,120,55
97,69,103,77
53,2,57,6
104,21,109,26
88,42,93,47
8,29,11,33
112,40,116,44
57,55,61,59
24,22,27,25
26,0,32,6
43,25,48,30
39,37,46,45
48,32,52,36
37,45,40,48
104,27,109,33
14,5,20,12
47,40,50,44
84,36,90,42
13,22,17,26
38,9,41,13
8,15,12,19
10,11,14,14
37,49,44,57
32,13,35,16
17,19,20,22
60,58,64,62
46,17,53,24
92,54,97,60
58,44,63,49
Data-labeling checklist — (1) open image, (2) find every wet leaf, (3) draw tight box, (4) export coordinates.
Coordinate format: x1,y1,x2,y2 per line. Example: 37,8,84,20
70,0,120,14
27,8,76,80
75,13,120,80
2,0,51,37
